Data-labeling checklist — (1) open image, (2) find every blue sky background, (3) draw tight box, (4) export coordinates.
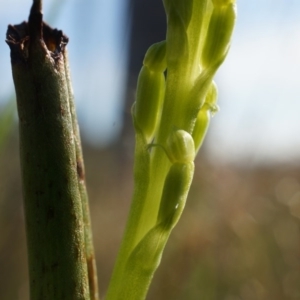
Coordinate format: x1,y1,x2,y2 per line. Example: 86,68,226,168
0,0,129,146
1,1,300,165
209,1,300,164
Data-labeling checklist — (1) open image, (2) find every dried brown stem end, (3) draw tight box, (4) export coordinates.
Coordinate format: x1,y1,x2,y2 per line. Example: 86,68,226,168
6,2,68,65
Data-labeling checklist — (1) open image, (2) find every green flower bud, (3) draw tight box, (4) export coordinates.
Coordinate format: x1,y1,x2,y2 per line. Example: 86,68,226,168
167,129,195,163
192,108,210,154
134,66,165,140
188,68,215,114
204,80,219,116
204,80,218,108
201,2,236,69
192,82,218,153
143,41,167,73
165,5,189,67
157,162,194,226
212,0,236,7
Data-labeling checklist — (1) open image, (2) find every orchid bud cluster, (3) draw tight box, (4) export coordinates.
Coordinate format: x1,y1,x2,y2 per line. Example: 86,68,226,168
132,0,236,224
107,1,237,298
134,0,236,152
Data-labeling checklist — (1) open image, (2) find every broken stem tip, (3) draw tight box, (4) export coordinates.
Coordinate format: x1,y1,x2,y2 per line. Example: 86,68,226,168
29,0,43,40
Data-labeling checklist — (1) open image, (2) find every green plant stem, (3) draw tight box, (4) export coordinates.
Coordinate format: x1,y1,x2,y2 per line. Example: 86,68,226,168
64,51,99,300
105,126,151,299
6,1,91,299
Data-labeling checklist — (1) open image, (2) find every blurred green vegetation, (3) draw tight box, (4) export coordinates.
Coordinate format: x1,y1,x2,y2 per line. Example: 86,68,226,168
0,99,15,154
0,129,300,299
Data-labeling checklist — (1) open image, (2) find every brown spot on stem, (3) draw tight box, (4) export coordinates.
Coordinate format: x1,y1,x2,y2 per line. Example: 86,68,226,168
77,160,85,181
87,255,99,300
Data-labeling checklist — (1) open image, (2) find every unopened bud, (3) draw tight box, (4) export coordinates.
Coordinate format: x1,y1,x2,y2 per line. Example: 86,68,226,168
157,162,194,226
192,82,218,153
201,2,236,69
167,129,195,163
143,41,167,73
134,66,165,140
204,81,218,108
192,109,210,154
212,0,236,6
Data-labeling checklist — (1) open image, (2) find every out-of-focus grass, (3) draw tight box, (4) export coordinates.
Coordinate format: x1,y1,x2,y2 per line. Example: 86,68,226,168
0,133,300,300
149,163,300,300
0,99,15,154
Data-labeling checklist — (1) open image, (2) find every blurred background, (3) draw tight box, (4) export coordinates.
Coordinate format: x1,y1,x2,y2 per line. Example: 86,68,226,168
1,0,300,299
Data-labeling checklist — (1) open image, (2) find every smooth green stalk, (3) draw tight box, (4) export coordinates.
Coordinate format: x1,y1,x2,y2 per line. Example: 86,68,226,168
105,117,151,299
118,161,194,300
107,0,236,299
6,1,92,299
